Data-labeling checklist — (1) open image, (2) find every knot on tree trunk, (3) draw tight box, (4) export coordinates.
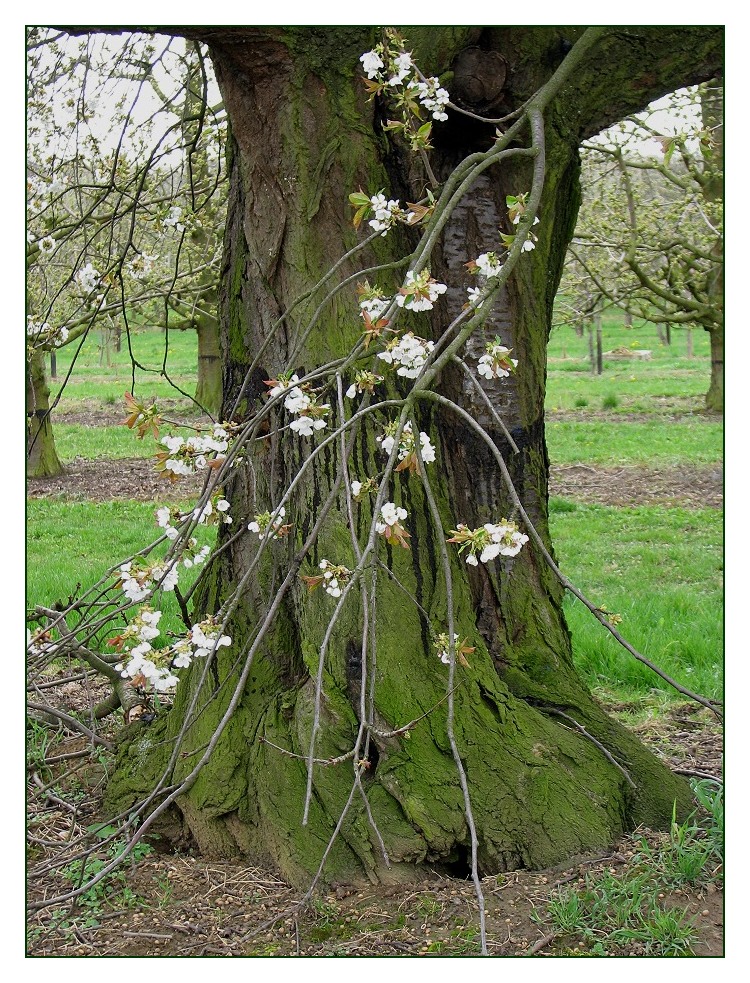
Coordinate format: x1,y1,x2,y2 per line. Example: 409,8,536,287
449,47,508,113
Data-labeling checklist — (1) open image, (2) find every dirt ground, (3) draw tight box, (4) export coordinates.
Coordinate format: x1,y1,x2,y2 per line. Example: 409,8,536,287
26,411,724,957
28,456,723,511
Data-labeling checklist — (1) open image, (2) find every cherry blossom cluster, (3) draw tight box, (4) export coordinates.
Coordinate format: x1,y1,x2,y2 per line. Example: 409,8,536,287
348,190,416,237
346,370,384,399
248,505,290,540
447,519,530,566
112,611,231,692
118,558,179,602
477,338,518,380
156,496,232,542
396,269,447,312
377,331,435,379
127,252,158,280
377,420,436,472
409,77,450,121
111,608,179,692
367,193,413,235
26,317,69,350
75,262,100,295
376,501,411,548
433,632,475,666
470,252,504,279
167,618,232,669
162,205,185,232
301,559,353,599
265,374,331,439
359,38,450,122
156,424,231,479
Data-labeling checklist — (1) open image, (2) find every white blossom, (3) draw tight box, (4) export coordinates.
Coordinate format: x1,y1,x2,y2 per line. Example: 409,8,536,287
75,263,100,294
377,331,435,379
290,415,326,437
474,252,503,278
360,49,385,78
359,295,390,320
376,501,407,534
368,193,403,235
467,287,485,309
163,205,185,232
396,270,447,312
408,77,450,121
284,387,312,414
388,51,413,85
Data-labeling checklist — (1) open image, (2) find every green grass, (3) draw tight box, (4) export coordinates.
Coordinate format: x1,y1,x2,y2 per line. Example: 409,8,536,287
54,425,160,462
547,312,713,414
26,499,210,638
546,420,723,467
549,500,722,701
50,326,199,410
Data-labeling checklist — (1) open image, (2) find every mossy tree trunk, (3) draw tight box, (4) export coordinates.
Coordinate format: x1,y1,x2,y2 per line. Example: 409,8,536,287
109,26,722,887
26,350,63,477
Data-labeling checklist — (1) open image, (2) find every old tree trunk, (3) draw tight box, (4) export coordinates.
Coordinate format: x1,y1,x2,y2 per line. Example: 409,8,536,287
108,26,722,887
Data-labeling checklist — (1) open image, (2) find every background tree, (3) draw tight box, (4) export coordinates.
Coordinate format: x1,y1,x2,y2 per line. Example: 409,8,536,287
28,26,723,943
557,83,723,410
26,30,227,476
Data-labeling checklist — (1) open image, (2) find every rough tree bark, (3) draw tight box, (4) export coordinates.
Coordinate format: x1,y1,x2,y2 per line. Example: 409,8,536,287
108,25,723,887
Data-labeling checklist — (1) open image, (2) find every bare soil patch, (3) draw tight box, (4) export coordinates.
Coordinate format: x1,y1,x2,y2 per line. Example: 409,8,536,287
27,457,206,504
549,463,723,509
28,457,723,510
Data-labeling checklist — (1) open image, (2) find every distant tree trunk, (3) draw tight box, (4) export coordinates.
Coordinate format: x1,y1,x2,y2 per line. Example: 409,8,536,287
701,79,723,414
623,310,633,329
107,25,720,888
587,317,596,373
686,326,694,359
705,325,723,412
195,311,222,416
595,304,603,375
26,351,63,477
